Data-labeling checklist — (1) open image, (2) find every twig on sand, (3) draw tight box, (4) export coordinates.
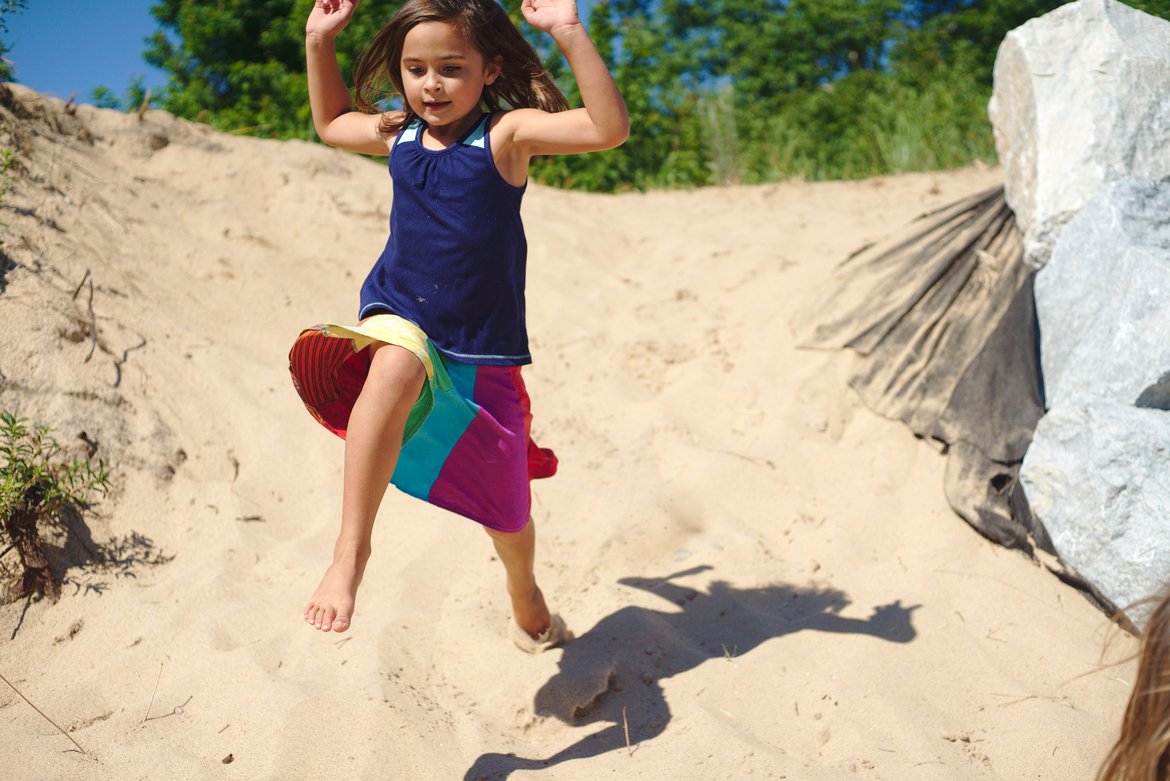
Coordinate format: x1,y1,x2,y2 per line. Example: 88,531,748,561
622,705,638,757
144,695,192,722
82,276,97,363
0,672,89,756
144,662,164,722
142,663,195,723
70,268,91,301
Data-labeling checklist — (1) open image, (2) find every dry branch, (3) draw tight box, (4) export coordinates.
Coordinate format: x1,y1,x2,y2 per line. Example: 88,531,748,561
0,672,88,756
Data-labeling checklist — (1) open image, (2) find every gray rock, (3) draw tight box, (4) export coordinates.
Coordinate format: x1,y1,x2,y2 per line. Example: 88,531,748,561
1020,401,1170,625
1024,176,1170,626
1034,177,1170,409
988,0,1170,269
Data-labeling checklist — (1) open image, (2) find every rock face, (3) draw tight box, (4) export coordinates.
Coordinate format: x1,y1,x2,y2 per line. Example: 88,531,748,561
1021,403,1170,626
1034,177,1170,409
988,0,1170,269
1021,177,1170,624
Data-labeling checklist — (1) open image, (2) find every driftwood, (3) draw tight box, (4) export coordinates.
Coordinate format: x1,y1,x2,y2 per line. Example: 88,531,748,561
795,186,1050,554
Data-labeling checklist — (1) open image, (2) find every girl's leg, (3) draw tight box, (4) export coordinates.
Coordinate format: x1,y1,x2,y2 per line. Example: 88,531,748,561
484,520,552,638
304,342,425,633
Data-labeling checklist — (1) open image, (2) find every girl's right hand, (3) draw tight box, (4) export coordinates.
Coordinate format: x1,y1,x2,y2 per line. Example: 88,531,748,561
306,0,359,39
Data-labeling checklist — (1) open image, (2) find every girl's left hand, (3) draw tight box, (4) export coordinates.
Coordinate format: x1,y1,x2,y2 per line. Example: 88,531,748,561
520,0,580,35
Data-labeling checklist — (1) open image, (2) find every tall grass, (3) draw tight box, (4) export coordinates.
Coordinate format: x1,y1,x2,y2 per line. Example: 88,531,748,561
695,71,998,186
530,67,999,192
699,84,740,186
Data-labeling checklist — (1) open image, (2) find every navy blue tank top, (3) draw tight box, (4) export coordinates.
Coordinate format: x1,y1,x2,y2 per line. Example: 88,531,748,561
359,112,530,366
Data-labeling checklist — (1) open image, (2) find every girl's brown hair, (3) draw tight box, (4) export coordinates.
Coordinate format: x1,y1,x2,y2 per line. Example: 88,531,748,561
1099,595,1170,781
352,0,570,136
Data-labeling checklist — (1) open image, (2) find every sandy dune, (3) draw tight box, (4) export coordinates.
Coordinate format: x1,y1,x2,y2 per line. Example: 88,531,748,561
0,85,1138,780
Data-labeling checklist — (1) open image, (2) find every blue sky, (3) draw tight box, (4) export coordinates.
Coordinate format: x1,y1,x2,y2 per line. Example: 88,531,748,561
4,0,169,103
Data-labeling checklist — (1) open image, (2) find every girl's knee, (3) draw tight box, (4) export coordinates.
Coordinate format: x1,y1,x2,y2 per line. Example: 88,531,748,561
366,342,426,392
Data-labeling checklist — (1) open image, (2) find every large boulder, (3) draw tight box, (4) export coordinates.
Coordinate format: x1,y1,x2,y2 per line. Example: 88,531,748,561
1021,177,1170,624
1020,402,1170,625
1034,177,1170,409
988,0,1170,269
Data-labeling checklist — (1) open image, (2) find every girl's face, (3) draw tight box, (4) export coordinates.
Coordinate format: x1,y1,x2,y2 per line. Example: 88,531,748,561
400,21,500,129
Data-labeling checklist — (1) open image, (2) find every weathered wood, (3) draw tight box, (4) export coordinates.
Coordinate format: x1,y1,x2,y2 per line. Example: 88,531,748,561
794,187,1047,555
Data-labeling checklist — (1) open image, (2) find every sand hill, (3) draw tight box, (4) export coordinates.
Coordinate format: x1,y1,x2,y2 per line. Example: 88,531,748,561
0,83,1138,780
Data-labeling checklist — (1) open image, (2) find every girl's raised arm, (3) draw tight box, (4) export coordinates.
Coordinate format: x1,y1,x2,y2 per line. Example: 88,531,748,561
306,0,397,156
500,0,630,156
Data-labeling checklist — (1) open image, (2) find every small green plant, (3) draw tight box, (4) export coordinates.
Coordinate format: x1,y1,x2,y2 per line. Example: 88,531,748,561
0,412,109,601
0,145,15,243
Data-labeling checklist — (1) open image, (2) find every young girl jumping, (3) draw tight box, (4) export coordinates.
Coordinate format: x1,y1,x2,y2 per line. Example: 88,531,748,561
289,0,627,648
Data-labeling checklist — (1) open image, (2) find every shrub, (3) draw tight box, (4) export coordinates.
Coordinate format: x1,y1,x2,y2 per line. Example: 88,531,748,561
0,412,109,601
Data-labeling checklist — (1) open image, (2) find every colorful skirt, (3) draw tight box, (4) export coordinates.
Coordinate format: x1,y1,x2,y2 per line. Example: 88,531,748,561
288,314,557,533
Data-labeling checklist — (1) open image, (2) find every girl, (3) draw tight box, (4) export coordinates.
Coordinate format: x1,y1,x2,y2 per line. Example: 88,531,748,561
290,0,627,648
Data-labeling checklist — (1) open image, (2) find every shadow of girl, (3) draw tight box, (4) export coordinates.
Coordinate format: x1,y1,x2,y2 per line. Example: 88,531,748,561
464,566,919,780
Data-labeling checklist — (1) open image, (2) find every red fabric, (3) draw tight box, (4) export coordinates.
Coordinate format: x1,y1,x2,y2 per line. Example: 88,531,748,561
509,367,558,480
288,327,371,440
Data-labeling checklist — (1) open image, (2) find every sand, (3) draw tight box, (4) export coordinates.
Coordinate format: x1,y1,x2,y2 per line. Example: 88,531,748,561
0,84,1139,780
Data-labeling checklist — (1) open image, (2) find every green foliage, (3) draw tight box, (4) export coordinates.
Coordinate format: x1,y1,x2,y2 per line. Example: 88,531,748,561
0,0,28,81
0,145,14,195
146,0,406,138
0,412,110,601
1128,0,1170,13
0,145,15,243
126,75,152,111
532,0,709,190
89,85,123,110
534,0,1011,187
732,51,995,182
89,76,155,112
0,0,28,32
140,0,1170,189
0,412,109,530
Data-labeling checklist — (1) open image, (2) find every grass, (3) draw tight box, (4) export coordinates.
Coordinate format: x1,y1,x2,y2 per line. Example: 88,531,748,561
547,71,1001,191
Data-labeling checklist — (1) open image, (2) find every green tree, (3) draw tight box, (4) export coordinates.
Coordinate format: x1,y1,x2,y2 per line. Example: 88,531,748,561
650,0,1170,183
533,0,708,190
141,0,1170,189
144,0,707,188
146,0,404,137
0,0,29,81
89,75,153,112
663,0,906,97
89,86,122,109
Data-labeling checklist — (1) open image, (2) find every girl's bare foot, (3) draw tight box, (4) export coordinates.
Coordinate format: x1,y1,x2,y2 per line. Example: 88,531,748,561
509,580,552,639
304,550,368,633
